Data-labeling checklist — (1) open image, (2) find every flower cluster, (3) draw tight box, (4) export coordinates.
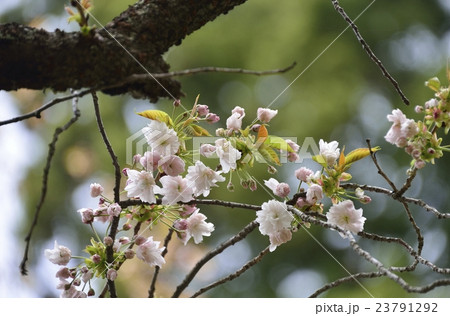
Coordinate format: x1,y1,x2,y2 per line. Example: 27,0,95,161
385,76,450,169
45,98,301,296
256,139,371,249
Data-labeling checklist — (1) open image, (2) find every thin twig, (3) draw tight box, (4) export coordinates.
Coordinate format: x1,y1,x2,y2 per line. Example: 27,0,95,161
148,229,174,298
366,139,398,192
331,0,410,105
341,182,450,218
19,92,81,275
0,89,94,127
92,92,122,298
0,63,296,127
309,272,381,298
171,220,259,298
127,62,297,81
191,246,271,298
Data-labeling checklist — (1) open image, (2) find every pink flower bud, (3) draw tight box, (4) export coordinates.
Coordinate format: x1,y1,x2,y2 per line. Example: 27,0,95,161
288,152,299,162
89,183,104,198
135,236,147,246
286,139,300,152
119,237,130,244
251,124,261,132
122,168,129,177
77,208,94,224
249,180,257,191
107,269,118,281
140,151,161,172
257,107,278,123
158,155,185,176
124,249,135,259
275,183,290,198
174,219,188,231
295,167,313,182
56,267,71,280
180,204,197,217
232,106,245,117
414,159,426,169
415,105,423,113
200,144,216,157
107,203,121,217
103,236,114,246
92,254,101,264
122,223,132,231
196,104,210,116
206,113,220,124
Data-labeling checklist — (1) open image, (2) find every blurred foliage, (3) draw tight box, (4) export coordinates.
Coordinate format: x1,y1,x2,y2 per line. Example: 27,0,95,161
2,0,450,297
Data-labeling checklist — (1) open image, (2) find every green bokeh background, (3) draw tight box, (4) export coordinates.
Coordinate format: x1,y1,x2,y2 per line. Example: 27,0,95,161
1,0,450,297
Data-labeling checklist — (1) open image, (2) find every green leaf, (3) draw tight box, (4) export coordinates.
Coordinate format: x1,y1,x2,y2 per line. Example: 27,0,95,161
312,154,328,168
259,146,281,165
264,136,295,153
138,110,174,127
425,77,441,92
183,124,210,136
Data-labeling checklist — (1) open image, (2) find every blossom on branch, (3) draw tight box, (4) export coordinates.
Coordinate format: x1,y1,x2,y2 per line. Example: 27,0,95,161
44,241,72,266
326,200,366,237
155,175,193,204
215,138,242,173
125,170,159,203
142,120,180,156
186,161,225,197
256,200,293,251
264,178,290,198
257,107,278,123
136,236,166,268
184,209,215,245
319,139,340,167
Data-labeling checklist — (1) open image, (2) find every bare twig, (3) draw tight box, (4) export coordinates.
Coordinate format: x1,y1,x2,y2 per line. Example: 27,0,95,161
126,62,297,81
0,89,94,127
331,0,409,105
19,92,81,275
191,246,271,297
366,139,398,192
0,63,296,127
92,92,121,298
341,183,450,218
171,220,259,297
309,272,381,298
148,228,174,298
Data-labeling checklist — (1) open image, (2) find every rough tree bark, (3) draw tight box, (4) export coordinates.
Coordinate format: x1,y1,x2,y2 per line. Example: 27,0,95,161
0,0,247,102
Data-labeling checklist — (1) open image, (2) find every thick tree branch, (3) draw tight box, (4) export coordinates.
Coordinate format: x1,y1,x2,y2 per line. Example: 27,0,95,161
0,0,248,100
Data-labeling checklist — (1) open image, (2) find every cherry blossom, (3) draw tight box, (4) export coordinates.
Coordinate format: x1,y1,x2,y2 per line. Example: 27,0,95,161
257,107,278,123
186,161,225,197
215,138,242,173
158,154,185,176
142,120,180,156
319,139,340,167
136,236,166,268
44,241,72,266
184,209,215,244
89,183,103,198
125,170,159,203
155,175,193,204
256,200,292,234
326,200,366,237
295,167,313,182
306,184,323,204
